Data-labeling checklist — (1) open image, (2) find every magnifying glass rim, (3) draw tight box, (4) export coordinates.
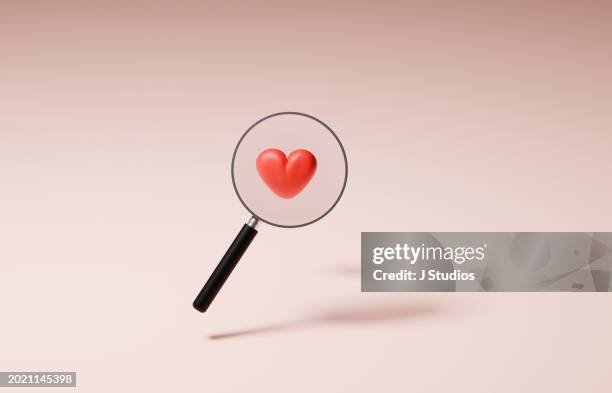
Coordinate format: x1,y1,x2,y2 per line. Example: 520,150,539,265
231,111,348,228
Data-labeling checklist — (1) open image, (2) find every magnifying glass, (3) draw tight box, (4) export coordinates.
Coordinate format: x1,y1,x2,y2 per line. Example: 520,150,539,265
193,112,348,313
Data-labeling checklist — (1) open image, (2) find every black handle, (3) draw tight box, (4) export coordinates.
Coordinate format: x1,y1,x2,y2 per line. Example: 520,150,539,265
193,222,258,313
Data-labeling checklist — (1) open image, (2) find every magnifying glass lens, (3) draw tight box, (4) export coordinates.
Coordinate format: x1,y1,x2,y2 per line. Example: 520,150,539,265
233,113,347,227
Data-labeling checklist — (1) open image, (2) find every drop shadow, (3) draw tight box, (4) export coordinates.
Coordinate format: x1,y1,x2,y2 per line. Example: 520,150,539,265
209,320,308,340
325,263,361,276
209,302,441,340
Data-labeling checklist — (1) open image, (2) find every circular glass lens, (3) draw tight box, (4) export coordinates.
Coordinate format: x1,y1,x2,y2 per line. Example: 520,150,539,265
232,112,347,228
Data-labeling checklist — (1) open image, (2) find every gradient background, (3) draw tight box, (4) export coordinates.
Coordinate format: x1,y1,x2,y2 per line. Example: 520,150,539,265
1,1,611,392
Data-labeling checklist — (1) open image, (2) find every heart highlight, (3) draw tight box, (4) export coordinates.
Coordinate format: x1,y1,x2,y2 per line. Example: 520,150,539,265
256,148,317,199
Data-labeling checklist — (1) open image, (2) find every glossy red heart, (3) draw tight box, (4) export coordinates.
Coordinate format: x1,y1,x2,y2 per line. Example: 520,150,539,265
256,148,317,199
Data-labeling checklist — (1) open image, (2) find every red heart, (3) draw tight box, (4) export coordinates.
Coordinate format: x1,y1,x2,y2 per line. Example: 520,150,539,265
256,149,317,199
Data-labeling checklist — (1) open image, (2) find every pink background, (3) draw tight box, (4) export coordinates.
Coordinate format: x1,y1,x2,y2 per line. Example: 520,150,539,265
1,1,611,392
